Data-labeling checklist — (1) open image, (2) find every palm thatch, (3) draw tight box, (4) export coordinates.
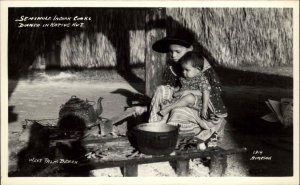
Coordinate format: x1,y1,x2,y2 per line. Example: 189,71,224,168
167,8,293,67
8,8,292,76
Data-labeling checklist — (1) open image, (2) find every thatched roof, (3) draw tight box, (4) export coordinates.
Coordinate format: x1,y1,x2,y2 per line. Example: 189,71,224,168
9,8,293,77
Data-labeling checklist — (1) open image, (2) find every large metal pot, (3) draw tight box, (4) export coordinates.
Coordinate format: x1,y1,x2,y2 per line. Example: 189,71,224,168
133,123,179,155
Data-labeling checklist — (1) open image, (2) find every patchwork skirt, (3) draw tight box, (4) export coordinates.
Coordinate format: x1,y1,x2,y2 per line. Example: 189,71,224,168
148,85,226,141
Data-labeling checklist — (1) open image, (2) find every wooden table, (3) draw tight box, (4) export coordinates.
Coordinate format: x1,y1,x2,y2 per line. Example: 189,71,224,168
51,135,247,177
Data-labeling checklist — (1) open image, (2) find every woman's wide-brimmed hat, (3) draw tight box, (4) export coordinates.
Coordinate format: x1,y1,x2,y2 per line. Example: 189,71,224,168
152,29,196,53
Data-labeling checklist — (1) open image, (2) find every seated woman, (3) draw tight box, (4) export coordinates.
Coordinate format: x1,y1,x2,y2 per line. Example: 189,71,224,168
134,29,227,148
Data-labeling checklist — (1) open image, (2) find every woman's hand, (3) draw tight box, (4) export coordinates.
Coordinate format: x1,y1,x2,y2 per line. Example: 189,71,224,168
133,106,147,116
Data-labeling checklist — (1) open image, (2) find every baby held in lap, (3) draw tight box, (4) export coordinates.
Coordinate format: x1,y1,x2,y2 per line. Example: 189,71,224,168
158,51,211,123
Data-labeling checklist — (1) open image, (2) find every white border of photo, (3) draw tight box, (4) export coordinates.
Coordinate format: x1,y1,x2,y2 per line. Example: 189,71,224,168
1,1,299,185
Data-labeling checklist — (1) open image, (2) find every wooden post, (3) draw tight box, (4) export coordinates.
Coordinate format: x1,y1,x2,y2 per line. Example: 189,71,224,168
176,160,189,176
145,8,167,97
122,164,138,177
209,154,227,176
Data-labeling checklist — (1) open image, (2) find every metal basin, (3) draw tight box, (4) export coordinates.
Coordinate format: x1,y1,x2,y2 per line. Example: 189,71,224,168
133,123,179,155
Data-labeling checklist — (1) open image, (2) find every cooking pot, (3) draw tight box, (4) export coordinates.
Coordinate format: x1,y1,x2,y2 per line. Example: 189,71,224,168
133,123,179,155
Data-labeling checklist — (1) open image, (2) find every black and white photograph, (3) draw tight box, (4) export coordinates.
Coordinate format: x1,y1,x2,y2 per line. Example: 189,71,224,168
1,1,299,185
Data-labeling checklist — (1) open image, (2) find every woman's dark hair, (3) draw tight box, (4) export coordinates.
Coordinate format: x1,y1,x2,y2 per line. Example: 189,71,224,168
179,51,204,70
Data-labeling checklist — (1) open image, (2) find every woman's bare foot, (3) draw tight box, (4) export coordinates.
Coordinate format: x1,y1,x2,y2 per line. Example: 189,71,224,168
197,142,207,151
206,132,218,148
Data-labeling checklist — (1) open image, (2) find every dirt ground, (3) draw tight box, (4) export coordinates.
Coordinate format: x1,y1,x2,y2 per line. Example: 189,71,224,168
7,71,293,177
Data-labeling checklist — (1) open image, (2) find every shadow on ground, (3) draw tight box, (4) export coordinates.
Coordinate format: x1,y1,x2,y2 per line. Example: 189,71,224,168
221,82,293,176
10,115,92,177
216,66,293,88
